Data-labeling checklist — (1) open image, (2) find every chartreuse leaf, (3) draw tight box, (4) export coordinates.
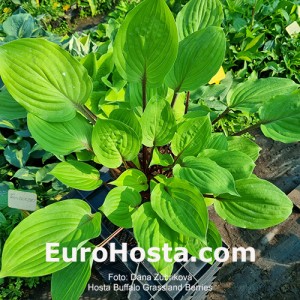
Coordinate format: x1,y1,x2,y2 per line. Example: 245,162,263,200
140,97,176,147
0,89,27,120
186,221,222,264
200,149,255,180
165,27,226,92
174,156,238,196
50,161,102,191
214,178,293,229
176,0,223,41
132,203,180,277
171,115,211,158
149,148,174,167
28,113,92,156
109,109,142,141
259,91,300,143
110,169,148,192
100,186,141,228
227,78,299,113
151,177,208,242
227,136,261,161
114,0,178,86
51,247,93,300
0,200,101,277
92,112,142,168
0,38,92,122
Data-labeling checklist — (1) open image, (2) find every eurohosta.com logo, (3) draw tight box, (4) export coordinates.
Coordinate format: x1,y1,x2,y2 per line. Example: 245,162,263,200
46,242,256,265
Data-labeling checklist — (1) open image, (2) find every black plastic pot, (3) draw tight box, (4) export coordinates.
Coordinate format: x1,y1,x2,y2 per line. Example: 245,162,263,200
64,167,225,300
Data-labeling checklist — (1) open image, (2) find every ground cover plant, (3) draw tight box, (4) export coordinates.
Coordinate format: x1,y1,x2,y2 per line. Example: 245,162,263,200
0,0,299,299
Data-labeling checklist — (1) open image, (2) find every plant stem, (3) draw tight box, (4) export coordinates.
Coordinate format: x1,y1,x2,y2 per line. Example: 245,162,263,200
184,91,190,114
76,105,96,125
142,146,148,173
84,105,98,123
95,227,124,248
212,107,230,125
232,122,262,136
146,147,154,170
171,89,179,108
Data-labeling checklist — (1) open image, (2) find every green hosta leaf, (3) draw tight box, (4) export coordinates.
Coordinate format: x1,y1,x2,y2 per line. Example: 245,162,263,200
171,115,211,158
4,140,31,168
0,200,101,277
227,136,261,161
149,148,174,167
259,91,300,143
96,52,114,81
186,221,222,264
174,156,238,196
200,149,255,180
27,113,92,156
109,109,142,141
132,203,179,277
110,169,148,192
140,97,176,147
100,186,141,228
50,161,102,191
92,118,141,168
165,26,226,92
214,178,293,229
227,78,299,113
51,250,93,300
176,0,223,41
114,0,178,86
0,38,92,122
0,90,27,120
151,177,208,242
205,133,228,150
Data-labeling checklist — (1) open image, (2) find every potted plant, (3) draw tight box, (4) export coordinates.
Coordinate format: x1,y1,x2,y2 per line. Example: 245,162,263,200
0,0,298,299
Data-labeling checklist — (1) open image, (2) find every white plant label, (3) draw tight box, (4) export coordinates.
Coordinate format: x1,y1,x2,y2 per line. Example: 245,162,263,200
8,190,37,211
286,21,300,36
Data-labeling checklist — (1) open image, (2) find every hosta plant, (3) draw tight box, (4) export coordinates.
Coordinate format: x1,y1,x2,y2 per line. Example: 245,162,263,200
0,0,298,299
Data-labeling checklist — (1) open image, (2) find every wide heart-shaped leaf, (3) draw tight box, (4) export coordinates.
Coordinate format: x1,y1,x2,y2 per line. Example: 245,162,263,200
132,203,179,277
0,89,27,120
28,113,93,156
214,178,293,229
0,38,92,122
92,118,141,168
0,200,101,277
200,149,255,180
114,0,178,86
174,156,238,196
140,97,177,147
50,161,102,191
227,136,261,161
151,177,208,242
51,249,93,300
205,133,228,150
227,78,299,113
171,115,212,158
259,91,300,143
109,109,142,141
165,26,226,92
176,0,223,40
186,221,222,264
101,186,141,228
110,169,148,192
